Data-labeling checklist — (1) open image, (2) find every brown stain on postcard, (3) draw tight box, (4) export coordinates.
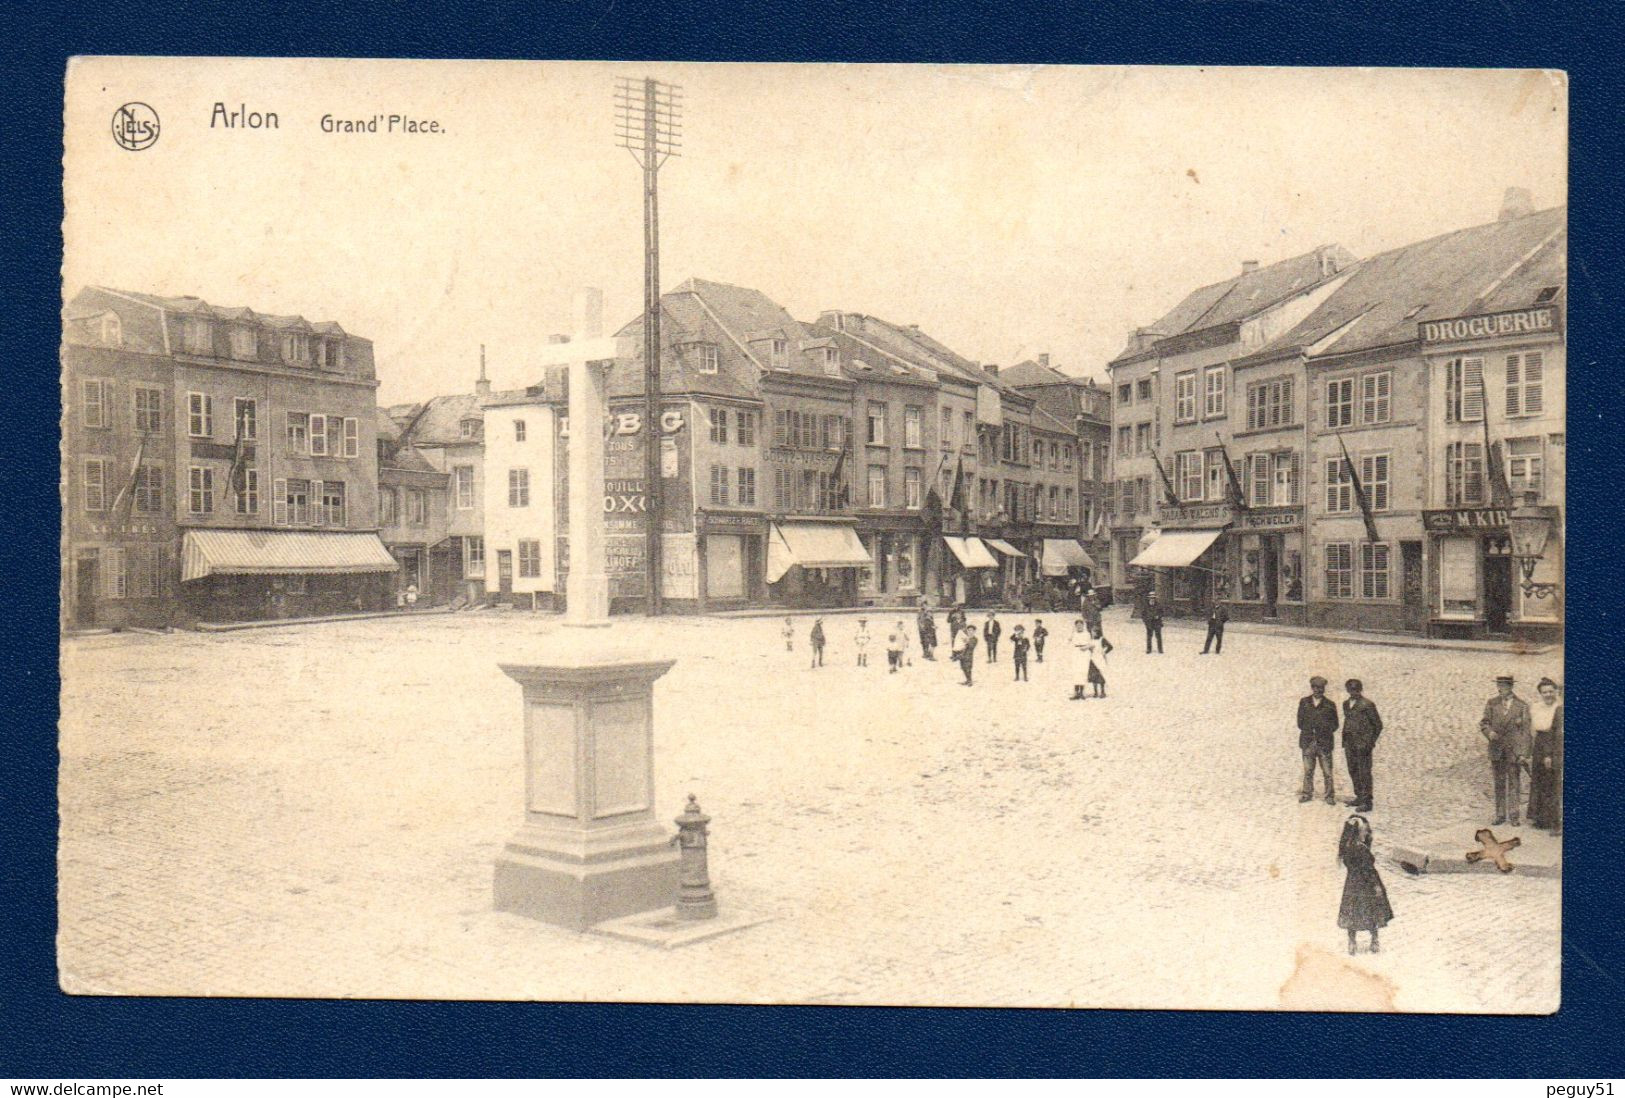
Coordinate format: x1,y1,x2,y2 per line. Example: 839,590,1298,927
1278,944,1397,1012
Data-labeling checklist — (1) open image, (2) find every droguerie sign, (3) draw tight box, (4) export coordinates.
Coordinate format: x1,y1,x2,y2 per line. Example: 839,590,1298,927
1419,305,1558,345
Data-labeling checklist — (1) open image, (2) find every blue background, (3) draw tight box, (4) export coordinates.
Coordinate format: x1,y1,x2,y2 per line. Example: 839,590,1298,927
6,0,1622,1078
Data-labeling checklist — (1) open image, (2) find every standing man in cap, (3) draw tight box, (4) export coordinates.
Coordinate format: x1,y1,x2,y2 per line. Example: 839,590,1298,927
1297,676,1340,803
1143,592,1165,654
1341,679,1383,813
1480,673,1532,826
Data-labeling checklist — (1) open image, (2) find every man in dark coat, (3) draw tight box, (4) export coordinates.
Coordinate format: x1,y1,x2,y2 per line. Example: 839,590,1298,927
916,604,938,660
1142,593,1164,654
1297,675,1339,803
1200,603,1230,654
1341,679,1383,813
982,612,1001,663
1480,673,1532,826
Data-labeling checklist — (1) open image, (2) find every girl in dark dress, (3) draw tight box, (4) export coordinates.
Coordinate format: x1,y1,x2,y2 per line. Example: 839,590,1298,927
1337,815,1393,955
1526,677,1564,833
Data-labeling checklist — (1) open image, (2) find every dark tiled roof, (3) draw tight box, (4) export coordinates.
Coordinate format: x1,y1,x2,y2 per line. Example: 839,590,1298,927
1110,245,1357,363
612,296,762,401
382,444,440,474
1251,207,1565,361
375,407,403,441
402,393,486,446
1030,405,1076,435
92,287,351,335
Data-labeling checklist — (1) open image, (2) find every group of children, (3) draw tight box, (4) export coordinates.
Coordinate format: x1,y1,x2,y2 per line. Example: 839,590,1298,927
787,609,1111,699
791,615,913,673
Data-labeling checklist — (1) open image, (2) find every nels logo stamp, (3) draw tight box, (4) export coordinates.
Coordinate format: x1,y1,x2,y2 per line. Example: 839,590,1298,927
112,102,160,151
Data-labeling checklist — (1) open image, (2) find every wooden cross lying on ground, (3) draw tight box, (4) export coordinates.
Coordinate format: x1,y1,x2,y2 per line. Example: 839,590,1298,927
1465,829,1521,873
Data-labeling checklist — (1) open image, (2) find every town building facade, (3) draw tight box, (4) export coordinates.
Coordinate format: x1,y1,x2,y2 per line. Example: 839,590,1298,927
63,287,396,629
376,407,454,607
1229,195,1565,637
1107,247,1355,618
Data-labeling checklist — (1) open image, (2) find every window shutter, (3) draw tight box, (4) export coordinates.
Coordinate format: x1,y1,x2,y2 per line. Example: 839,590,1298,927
1289,451,1301,505
1461,358,1484,421
344,417,359,457
1504,355,1522,417
1524,352,1544,414
311,480,324,526
273,478,287,525
310,414,327,455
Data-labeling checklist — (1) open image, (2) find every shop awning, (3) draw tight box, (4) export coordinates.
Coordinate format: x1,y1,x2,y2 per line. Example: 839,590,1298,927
985,538,1026,558
182,530,399,582
1128,527,1224,569
1040,538,1097,576
943,535,999,569
765,521,871,584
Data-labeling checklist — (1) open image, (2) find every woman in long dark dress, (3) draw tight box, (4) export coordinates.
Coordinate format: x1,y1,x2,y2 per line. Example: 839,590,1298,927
1526,677,1564,834
1337,815,1393,955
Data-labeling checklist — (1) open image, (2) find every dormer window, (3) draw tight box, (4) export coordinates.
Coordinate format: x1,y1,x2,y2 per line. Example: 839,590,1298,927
99,314,122,346
318,339,345,370
460,418,481,439
181,317,213,354
280,332,310,364
822,347,840,376
230,325,257,359
770,339,788,370
680,342,719,374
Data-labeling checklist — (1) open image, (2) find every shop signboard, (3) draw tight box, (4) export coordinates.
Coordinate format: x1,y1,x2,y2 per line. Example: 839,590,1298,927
1419,305,1559,345
1238,507,1300,531
1156,502,1233,527
1423,508,1509,532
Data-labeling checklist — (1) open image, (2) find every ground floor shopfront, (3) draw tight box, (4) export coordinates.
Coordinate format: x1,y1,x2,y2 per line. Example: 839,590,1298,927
66,527,400,628
179,529,399,622
1426,506,1562,641
695,512,767,611
385,538,461,608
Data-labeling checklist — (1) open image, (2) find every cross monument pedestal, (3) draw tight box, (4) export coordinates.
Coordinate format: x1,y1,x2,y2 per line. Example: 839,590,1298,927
492,656,681,930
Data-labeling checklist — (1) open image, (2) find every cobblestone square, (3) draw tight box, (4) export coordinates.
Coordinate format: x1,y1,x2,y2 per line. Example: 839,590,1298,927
58,609,1560,1010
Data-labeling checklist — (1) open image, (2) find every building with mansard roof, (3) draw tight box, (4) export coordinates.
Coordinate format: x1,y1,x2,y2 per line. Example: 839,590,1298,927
62,286,395,629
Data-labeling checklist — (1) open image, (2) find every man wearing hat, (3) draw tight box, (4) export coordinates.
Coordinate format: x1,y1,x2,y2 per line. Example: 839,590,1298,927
1297,676,1340,803
1480,673,1532,826
1341,679,1383,813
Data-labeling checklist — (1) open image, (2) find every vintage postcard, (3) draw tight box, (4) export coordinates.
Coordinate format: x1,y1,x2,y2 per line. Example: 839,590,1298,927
60,59,1566,1010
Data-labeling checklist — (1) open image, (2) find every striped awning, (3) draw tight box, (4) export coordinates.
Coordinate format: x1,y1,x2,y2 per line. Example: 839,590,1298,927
182,529,399,581
1129,527,1225,569
765,521,872,583
943,536,999,569
1040,538,1097,575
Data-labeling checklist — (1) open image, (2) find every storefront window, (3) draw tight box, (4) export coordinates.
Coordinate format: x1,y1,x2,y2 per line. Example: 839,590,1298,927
1282,547,1304,602
896,537,918,590
1239,535,1262,601
858,533,879,593
1439,535,1477,619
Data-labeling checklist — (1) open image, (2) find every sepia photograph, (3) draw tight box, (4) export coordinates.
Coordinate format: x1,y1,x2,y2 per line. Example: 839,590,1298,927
59,59,1566,1011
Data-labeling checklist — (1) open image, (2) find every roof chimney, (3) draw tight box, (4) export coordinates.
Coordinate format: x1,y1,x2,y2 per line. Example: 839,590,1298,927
982,363,999,377
475,344,491,399
1037,353,1050,368
1499,186,1535,222
1241,260,1260,275
547,334,571,345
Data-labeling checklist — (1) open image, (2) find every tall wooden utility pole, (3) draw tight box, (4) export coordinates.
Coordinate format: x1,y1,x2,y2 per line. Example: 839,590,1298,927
615,76,682,615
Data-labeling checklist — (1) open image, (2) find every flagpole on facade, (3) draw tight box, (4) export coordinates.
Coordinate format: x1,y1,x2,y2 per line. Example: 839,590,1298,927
1337,432,1381,545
